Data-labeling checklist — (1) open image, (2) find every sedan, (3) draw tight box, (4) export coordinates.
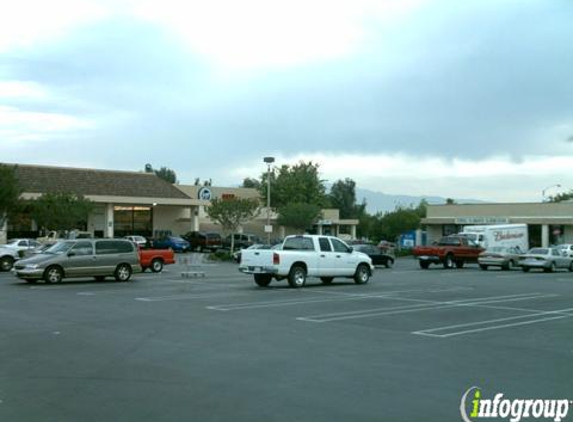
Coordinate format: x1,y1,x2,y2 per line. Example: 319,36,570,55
353,244,395,268
478,246,522,271
519,247,573,273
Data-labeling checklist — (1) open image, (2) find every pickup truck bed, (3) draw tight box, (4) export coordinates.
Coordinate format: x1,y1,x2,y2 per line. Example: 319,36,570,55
139,248,176,272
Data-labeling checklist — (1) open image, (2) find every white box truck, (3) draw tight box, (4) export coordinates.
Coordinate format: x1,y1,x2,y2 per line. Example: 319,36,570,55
459,224,529,251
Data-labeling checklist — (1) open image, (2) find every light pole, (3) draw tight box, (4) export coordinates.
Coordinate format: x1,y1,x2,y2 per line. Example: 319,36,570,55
263,156,275,244
542,184,561,202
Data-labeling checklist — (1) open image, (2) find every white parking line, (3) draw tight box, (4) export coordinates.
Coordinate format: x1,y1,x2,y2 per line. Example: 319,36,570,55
206,287,476,312
413,311,573,338
296,293,559,323
135,292,251,302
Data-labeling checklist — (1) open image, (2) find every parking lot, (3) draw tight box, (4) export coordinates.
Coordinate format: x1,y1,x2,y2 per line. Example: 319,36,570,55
1,256,572,422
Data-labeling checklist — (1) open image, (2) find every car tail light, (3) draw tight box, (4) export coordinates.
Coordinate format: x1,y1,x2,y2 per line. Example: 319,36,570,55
273,252,280,265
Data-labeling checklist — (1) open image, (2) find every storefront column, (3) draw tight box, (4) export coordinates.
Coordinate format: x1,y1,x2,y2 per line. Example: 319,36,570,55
0,216,7,244
317,225,323,235
105,204,114,238
541,224,550,248
190,206,200,232
351,225,357,240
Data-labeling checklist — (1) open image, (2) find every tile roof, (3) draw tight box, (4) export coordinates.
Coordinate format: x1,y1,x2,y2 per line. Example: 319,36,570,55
3,163,191,200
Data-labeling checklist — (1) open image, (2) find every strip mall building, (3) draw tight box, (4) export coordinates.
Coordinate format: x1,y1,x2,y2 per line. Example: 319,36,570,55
1,163,358,243
423,202,573,248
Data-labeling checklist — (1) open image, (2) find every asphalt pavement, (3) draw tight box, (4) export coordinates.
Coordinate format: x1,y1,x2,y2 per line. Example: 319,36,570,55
0,256,572,422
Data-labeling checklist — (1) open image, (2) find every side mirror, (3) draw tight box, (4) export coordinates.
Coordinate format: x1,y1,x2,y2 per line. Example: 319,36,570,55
348,247,353,253
67,251,76,257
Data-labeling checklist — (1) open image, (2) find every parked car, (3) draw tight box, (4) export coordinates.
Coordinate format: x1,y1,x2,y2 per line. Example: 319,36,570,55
151,236,191,252
124,235,148,248
555,244,573,258
478,246,523,271
353,243,395,268
223,233,260,250
3,238,43,253
13,239,142,283
0,247,20,272
519,247,573,273
182,231,222,252
233,243,272,263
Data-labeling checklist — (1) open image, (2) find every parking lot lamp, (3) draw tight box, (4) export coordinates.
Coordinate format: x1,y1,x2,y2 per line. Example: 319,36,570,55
264,157,275,244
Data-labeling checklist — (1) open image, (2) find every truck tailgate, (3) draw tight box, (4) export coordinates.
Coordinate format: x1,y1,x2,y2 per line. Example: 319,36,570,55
240,249,275,267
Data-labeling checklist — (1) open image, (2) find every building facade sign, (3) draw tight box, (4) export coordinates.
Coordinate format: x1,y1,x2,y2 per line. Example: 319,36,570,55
455,217,510,225
198,187,212,201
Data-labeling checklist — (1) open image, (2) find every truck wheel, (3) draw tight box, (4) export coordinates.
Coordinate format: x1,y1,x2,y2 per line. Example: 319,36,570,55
569,262,573,272
479,264,488,271
443,254,455,269
254,274,272,287
288,265,307,288
114,264,132,282
522,266,530,272
384,258,394,269
320,277,333,285
419,261,430,269
455,260,464,269
151,259,164,273
0,256,14,272
44,266,63,284
354,264,370,285
544,262,556,273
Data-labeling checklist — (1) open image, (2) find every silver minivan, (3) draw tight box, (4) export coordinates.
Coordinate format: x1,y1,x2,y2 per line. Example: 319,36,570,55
13,239,142,283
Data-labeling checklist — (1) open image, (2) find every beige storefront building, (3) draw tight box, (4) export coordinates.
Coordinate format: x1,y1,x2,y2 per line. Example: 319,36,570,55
422,202,573,248
2,163,358,242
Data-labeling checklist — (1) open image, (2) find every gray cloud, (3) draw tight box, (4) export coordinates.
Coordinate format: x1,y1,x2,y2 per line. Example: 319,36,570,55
1,0,572,187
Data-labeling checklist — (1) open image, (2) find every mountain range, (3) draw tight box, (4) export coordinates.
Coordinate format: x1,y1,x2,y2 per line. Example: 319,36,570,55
355,188,487,214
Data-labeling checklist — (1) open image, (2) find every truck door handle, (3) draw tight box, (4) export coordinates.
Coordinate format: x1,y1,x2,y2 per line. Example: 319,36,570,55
254,252,260,255
336,255,341,258
320,255,326,258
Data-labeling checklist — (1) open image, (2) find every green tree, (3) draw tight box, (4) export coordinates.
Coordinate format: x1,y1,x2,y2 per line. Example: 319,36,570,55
143,164,178,184
259,161,327,209
549,191,573,202
30,192,94,232
276,202,322,233
0,164,22,232
368,200,427,242
328,178,367,220
445,198,456,205
206,197,260,254
242,177,261,189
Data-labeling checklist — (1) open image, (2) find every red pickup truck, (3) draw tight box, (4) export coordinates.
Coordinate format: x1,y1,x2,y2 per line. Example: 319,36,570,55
412,235,484,269
138,248,176,272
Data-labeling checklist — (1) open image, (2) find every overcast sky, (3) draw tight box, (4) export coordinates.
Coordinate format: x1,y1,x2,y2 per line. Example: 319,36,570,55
1,0,572,202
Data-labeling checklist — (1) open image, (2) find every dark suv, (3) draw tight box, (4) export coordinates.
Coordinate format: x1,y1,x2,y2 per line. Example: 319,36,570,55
182,231,222,252
222,234,260,250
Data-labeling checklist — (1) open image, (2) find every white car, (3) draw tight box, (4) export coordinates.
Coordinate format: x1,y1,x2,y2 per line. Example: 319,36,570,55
124,235,148,247
556,244,573,258
3,238,43,252
519,247,573,273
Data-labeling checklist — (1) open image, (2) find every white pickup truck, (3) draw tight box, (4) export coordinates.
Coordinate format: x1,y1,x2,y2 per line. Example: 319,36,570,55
239,235,374,288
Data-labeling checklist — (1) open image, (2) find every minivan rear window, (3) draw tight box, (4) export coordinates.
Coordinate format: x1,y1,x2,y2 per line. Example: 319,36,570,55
95,240,134,255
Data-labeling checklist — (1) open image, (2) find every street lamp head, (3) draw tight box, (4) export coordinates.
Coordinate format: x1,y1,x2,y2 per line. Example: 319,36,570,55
263,156,275,164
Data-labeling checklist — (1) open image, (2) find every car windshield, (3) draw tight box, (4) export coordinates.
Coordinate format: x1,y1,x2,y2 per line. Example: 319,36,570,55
44,241,74,254
171,237,186,242
6,239,18,245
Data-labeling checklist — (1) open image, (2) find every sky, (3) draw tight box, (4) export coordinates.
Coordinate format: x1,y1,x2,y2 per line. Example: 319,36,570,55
0,0,572,203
